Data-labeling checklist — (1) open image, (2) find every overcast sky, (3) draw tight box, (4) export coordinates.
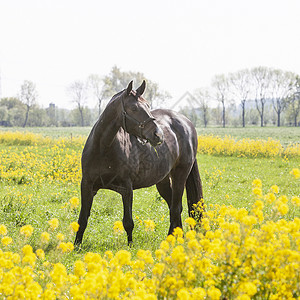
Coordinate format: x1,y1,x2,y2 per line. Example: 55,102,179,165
0,0,299,109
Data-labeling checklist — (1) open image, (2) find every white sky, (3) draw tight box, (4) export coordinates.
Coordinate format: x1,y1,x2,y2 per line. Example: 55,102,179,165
0,0,299,109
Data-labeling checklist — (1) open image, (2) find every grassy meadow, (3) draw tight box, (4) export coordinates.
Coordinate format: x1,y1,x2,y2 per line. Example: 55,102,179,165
0,126,299,299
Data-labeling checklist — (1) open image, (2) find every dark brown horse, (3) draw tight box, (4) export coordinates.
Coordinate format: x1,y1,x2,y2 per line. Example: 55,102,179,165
74,80,203,245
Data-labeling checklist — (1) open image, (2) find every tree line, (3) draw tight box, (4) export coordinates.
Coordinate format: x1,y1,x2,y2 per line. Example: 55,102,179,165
187,67,300,128
0,66,299,127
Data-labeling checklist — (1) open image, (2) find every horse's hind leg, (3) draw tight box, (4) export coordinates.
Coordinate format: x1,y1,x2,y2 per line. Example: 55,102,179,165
74,178,94,245
156,176,172,209
168,167,189,236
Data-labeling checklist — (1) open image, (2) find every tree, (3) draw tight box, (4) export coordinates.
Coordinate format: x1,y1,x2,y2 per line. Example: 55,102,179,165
211,74,230,128
229,69,251,127
287,75,300,126
102,66,169,108
87,74,106,116
67,80,88,126
193,88,210,127
20,80,38,127
269,69,297,127
251,67,271,127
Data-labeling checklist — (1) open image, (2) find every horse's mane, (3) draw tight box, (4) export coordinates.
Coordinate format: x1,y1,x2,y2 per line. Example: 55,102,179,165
108,89,125,105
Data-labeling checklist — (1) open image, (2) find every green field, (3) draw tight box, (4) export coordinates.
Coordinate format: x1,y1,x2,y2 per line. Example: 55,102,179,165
1,126,299,146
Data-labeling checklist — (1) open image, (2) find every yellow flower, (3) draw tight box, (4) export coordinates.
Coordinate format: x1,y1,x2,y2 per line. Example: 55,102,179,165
22,244,33,255
20,224,34,238
69,196,80,209
41,231,50,243
57,242,74,253
115,250,131,265
207,287,221,300
264,192,276,204
185,217,196,229
144,219,156,232
74,260,86,277
252,178,262,188
177,288,191,300
290,168,300,179
1,236,13,246
56,233,65,241
291,196,300,206
48,218,59,230
173,227,183,238
36,249,45,259
70,222,80,233
0,224,7,235
113,220,124,234
252,187,263,198
192,287,206,300
276,202,289,215
153,262,165,276
137,249,154,264
269,185,279,194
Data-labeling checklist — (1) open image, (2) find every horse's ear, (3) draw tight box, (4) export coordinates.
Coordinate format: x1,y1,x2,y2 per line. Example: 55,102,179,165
126,81,133,96
136,80,146,96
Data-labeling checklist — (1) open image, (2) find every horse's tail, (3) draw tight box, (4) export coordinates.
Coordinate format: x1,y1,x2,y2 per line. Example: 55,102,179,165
186,159,204,221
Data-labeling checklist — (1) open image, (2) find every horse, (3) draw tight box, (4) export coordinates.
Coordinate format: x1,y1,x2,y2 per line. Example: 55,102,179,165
74,80,203,246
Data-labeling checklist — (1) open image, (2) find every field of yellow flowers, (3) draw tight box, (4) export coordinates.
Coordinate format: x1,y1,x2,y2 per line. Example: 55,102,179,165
0,130,299,299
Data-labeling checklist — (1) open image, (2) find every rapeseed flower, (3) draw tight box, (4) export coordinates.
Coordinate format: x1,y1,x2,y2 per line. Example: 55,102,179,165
1,236,12,246
69,196,80,209
144,219,156,231
270,184,279,194
56,233,65,241
36,249,45,259
113,220,124,234
57,242,74,253
290,168,300,179
48,218,59,230
291,196,300,206
40,232,50,243
70,222,80,233
0,224,7,235
20,224,34,238
185,217,196,229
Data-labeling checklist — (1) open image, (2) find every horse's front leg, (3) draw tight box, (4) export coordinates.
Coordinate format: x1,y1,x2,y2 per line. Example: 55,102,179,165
74,178,94,245
121,187,134,245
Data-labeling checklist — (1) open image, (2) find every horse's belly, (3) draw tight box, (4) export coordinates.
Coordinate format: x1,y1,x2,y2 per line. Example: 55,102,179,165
131,161,171,189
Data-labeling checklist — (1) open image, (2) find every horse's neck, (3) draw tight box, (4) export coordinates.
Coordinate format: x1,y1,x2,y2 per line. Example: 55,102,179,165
94,98,122,147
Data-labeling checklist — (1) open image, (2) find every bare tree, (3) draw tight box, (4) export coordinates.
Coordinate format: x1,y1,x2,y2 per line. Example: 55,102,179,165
229,69,251,127
211,74,230,128
20,80,38,127
67,80,88,126
251,67,272,127
288,75,300,126
87,74,105,116
193,88,210,127
269,69,296,127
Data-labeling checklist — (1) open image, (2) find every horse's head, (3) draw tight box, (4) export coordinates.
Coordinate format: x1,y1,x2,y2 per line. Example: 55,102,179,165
121,80,164,147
